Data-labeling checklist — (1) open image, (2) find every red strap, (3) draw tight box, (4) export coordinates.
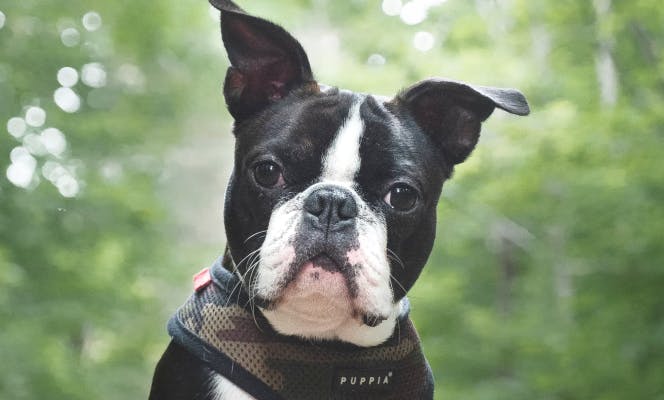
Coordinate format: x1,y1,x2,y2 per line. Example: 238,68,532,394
193,267,212,292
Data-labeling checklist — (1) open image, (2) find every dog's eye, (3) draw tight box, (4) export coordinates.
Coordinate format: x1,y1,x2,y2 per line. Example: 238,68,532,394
384,183,418,211
253,161,284,188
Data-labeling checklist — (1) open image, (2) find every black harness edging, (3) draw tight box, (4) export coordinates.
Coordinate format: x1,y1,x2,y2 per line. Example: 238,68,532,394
168,257,434,400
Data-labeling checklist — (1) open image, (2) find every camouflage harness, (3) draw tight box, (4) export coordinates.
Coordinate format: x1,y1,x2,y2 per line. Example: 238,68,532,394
168,257,434,400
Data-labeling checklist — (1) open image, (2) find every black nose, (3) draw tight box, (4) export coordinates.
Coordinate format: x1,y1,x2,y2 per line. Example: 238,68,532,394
303,186,358,231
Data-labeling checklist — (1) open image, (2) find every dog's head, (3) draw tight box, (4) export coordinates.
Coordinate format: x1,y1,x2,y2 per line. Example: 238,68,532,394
211,0,529,345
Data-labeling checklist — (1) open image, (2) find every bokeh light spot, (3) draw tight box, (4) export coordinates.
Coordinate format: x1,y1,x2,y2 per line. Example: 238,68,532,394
40,160,80,197
10,146,31,164
60,27,80,47
0,11,6,30
56,174,79,197
42,160,66,182
367,53,387,66
100,161,123,183
57,66,79,87
117,64,146,91
82,11,102,31
23,133,48,156
25,106,46,127
7,117,27,138
7,147,37,188
41,127,67,156
54,87,81,113
6,164,34,188
382,0,402,16
81,63,107,88
413,31,435,52
400,1,427,25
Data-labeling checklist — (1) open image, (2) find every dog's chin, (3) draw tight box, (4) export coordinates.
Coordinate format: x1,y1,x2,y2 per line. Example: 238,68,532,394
269,262,353,331
282,259,351,305
255,255,384,339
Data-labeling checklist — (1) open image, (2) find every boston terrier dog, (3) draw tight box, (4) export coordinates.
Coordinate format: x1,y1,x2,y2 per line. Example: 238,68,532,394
149,0,529,399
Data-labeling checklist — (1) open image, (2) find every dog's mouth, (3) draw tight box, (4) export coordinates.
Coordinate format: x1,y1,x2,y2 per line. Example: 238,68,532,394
257,251,352,305
253,251,344,306
286,252,350,291
308,253,341,271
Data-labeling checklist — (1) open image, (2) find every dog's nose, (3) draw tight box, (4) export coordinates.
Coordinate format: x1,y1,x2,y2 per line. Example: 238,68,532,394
303,186,358,231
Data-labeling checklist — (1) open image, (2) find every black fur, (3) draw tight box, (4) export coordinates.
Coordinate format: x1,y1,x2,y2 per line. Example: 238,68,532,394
150,341,218,400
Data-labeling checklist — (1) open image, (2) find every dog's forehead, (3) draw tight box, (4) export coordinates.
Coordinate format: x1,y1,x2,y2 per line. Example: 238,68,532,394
235,88,442,187
237,90,400,154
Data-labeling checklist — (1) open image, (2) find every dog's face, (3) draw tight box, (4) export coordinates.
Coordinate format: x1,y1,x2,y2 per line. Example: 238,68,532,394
227,90,448,337
212,0,529,344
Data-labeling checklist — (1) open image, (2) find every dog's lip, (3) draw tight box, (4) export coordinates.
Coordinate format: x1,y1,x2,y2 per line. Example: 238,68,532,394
308,253,339,271
258,251,350,309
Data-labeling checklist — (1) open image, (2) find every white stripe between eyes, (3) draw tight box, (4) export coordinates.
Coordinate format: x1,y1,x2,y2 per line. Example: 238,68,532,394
321,101,364,183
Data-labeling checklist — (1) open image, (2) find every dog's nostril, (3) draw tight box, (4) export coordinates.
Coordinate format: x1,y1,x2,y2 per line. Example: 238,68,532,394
338,196,358,220
304,192,325,216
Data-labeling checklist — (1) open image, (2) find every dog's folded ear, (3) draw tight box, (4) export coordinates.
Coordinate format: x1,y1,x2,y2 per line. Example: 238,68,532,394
391,79,530,166
209,0,316,121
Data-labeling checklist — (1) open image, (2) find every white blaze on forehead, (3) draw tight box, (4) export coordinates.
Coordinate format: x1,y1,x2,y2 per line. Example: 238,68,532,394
321,100,364,183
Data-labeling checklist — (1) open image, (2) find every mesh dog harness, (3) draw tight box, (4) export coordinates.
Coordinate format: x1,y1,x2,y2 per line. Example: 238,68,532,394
168,257,434,400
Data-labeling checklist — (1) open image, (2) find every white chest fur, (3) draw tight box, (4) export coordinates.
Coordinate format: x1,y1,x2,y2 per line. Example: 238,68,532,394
210,374,257,400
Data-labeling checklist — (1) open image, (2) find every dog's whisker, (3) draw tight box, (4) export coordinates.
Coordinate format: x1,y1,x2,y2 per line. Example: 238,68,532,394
244,254,260,290
388,272,408,296
243,258,264,332
225,249,262,308
238,259,260,294
240,256,262,308
387,248,406,270
225,278,244,307
225,249,261,306
244,230,267,244
250,303,263,332
234,248,261,269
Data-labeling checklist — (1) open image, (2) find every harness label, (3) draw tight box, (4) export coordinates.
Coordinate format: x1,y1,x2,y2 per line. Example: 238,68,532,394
333,368,394,392
193,267,212,292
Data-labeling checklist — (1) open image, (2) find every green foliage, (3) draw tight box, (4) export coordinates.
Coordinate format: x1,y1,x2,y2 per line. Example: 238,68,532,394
0,1,223,398
1,0,663,399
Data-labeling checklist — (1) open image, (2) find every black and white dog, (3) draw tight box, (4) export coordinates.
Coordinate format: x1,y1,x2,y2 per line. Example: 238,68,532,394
150,0,529,399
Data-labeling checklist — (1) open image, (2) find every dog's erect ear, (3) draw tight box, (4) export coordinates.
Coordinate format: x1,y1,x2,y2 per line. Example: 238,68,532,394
209,0,316,121
391,79,530,166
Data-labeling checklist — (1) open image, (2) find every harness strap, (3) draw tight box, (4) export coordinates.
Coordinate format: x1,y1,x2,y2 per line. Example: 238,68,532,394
168,257,434,400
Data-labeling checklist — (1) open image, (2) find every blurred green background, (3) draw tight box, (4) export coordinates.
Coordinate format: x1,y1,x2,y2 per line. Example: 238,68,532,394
1,0,663,399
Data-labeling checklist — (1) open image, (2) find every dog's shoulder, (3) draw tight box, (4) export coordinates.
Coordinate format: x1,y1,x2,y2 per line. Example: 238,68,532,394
149,340,224,400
